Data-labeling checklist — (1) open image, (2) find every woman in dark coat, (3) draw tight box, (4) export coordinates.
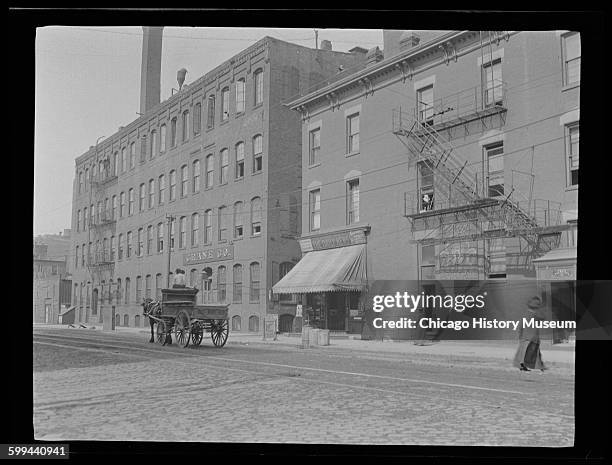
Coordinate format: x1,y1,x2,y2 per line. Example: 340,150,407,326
513,296,547,372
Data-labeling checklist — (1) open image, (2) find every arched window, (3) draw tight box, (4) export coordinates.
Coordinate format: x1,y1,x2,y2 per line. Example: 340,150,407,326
126,231,133,258
113,152,118,176
207,94,215,129
115,313,121,327
181,164,189,197
116,278,122,304
233,201,244,239
205,154,214,188
190,269,197,287
145,274,151,299
118,233,124,260
248,315,259,332
170,117,177,147
137,228,143,256
124,314,130,327
249,262,260,303
236,78,246,114
204,209,212,243
193,102,202,135
179,216,187,248
135,314,141,327
217,266,227,302
110,236,116,261
83,207,88,230
119,191,126,218
218,206,228,242
192,159,201,193
129,142,136,169
233,264,242,303
160,124,167,152
158,174,166,204
169,170,176,201
124,277,131,304
252,134,263,173
128,188,134,215
169,218,176,251
191,213,199,247
182,110,189,142
77,210,81,232
221,86,230,121
75,246,79,268
84,168,89,190
148,179,155,208
146,226,153,254
232,315,241,331
254,68,264,105
111,195,117,220
150,130,157,159
201,269,212,303
235,142,245,179
251,197,262,236
220,149,229,184
157,222,164,253
78,171,84,194
139,183,146,212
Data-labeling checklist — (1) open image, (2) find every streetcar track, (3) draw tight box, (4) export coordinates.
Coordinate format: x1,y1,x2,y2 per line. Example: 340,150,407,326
32,334,573,418
34,331,575,389
33,332,575,420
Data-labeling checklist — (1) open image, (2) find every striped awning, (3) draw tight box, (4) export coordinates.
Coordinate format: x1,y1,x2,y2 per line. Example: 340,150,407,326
272,244,367,294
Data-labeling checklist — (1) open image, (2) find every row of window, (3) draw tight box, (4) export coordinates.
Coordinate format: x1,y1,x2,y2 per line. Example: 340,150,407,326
75,139,264,233
77,69,265,195
74,201,263,269
73,262,262,308
308,179,360,232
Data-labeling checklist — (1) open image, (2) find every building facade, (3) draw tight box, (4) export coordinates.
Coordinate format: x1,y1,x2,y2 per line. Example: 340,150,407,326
33,234,73,324
275,30,580,335
69,32,366,331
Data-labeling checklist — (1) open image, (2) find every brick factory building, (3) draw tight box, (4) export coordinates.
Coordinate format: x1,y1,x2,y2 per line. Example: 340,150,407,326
69,27,367,331
274,30,580,336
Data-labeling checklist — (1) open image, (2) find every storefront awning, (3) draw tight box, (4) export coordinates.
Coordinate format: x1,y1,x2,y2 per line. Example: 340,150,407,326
272,244,367,294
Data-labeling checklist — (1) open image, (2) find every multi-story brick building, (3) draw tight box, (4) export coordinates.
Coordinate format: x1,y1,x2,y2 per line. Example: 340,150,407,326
275,30,580,336
69,27,367,331
33,232,73,324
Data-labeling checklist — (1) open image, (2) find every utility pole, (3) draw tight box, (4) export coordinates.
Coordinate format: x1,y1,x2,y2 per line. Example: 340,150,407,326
166,214,175,287
314,29,319,50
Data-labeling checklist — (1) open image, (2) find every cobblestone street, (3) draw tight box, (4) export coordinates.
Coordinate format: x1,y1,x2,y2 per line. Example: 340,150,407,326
33,328,574,446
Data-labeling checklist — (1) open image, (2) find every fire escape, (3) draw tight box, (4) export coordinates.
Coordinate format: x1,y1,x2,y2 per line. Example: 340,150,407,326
86,159,118,291
392,38,568,277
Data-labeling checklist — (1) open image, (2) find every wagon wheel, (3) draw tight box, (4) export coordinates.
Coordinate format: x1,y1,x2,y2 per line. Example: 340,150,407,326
210,319,229,348
156,319,168,345
174,310,191,348
190,321,203,347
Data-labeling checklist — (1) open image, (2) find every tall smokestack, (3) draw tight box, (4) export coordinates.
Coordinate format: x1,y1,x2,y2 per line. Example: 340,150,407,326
140,26,164,115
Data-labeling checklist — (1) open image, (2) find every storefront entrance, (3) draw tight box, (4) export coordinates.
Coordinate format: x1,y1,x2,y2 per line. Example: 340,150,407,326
305,292,361,332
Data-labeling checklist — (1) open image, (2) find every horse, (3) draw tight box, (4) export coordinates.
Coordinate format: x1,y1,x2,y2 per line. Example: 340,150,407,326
142,298,172,344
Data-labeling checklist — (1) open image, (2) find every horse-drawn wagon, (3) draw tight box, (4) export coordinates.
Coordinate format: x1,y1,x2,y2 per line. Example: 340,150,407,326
143,288,229,348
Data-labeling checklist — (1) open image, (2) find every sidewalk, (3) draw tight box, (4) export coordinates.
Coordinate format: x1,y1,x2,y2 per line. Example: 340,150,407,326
35,323,575,371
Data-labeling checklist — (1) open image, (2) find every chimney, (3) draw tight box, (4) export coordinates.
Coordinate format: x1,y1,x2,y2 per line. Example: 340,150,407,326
140,26,164,115
399,31,420,51
366,46,384,66
320,39,332,51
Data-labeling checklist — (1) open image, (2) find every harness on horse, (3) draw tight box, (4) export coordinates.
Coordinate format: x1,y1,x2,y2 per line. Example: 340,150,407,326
143,300,162,317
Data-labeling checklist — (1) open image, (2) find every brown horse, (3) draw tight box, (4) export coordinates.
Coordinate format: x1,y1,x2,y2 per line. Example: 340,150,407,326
142,298,172,344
